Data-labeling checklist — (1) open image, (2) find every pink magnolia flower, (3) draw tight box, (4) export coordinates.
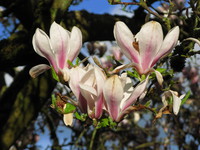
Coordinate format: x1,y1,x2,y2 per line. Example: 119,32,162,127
114,21,179,75
103,73,149,122
69,65,106,119
29,22,82,81
79,66,106,119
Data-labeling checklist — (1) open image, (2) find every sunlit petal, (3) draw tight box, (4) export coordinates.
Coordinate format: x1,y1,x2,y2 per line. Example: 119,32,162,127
135,21,163,72
103,75,124,121
114,21,140,63
121,75,149,111
50,22,70,69
151,26,179,67
67,26,82,63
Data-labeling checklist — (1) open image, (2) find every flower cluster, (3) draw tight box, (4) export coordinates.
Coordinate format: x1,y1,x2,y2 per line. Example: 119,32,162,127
30,21,186,126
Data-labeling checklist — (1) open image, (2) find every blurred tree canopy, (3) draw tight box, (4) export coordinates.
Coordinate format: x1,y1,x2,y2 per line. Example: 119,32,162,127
0,0,199,150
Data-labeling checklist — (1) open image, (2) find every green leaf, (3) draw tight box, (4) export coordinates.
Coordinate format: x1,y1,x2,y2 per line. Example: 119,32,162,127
51,67,60,82
75,57,80,66
181,91,191,105
108,117,117,129
101,118,109,127
67,60,74,67
74,112,87,121
64,103,76,114
127,70,140,80
144,100,151,107
156,68,166,73
97,118,109,129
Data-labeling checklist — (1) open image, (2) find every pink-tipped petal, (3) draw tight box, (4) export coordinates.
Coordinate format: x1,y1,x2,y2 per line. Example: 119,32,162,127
151,26,179,67
136,21,163,72
114,21,140,63
79,83,97,117
50,22,70,69
29,64,51,78
69,67,87,112
94,93,104,119
67,26,82,63
69,67,86,98
103,75,124,121
94,67,106,95
32,29,57,70
122,75,149,111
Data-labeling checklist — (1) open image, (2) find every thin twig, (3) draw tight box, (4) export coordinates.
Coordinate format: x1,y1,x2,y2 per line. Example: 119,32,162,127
73,128,86,150
89,127,98,150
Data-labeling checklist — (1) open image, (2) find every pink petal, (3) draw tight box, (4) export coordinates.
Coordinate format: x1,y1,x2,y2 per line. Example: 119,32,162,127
29,64,51,78
122,75,149,111
151,26,179,67
135,21,163,73
94,67,106,95
69,67,87,112
79,83,97,118
32,29,58,72
69,67,86,98
67,26,82,63
114,21,140,63
50,22,70,69
94,93,104,119
103,75,124,121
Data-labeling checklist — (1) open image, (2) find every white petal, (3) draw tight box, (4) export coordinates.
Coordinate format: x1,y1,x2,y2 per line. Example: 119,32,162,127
79,83,97,116
33,28,58,72
120,76,134,109
32,29,52,58
94,67,106,95
122,75,149,111
50,22,70,69
67,26,82,62
103,75,124,121
152,26,179,67
136,21,163,72
29,64,50,78
172,95,182,115
154,70,164,86
63,113,73,126
114,21,140,63
69,67,86,98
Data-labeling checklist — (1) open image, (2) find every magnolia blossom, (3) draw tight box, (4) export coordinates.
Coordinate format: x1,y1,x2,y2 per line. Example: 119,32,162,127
29,22,82,81
69,65,106,119
79,66,106,119
114,21,180,75
103,73,149,122
162,90,185,115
